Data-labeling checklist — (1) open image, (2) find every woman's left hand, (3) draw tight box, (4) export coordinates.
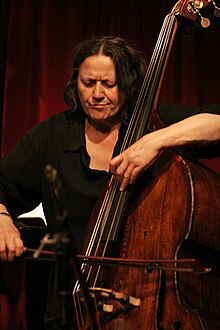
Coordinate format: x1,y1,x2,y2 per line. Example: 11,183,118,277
109,133,162,191
110,113,220,191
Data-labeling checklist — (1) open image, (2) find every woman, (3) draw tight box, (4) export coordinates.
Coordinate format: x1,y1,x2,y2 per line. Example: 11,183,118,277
0,35,219,328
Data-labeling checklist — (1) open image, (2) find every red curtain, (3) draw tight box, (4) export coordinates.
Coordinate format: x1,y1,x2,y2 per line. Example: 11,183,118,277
0,1,220,328
0,0,220,175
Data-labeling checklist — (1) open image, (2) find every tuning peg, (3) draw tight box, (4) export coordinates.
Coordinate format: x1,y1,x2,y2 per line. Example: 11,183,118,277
200,15,211,27
210,0,220,17
188,1,211,28
214,8,220,16
194,11,211,28
194,15,210,27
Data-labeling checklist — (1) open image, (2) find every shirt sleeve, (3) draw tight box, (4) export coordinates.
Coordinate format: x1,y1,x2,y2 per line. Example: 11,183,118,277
157,103,220,125
0,126,47,218
157,103,220,159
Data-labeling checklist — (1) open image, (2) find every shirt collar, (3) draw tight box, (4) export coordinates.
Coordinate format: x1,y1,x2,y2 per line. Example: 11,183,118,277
64,108,127,154
64,109,86,151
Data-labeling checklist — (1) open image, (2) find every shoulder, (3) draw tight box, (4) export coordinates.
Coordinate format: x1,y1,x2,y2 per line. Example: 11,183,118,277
22,109,85,145
26,109,76,137
158,103,220,125
12,109,84,155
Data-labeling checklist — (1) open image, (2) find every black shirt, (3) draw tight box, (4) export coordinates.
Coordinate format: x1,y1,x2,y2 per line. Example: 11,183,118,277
0,103,219,252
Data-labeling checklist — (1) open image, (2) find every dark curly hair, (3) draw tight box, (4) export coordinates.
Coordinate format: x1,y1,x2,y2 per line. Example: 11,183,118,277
63,36,147,124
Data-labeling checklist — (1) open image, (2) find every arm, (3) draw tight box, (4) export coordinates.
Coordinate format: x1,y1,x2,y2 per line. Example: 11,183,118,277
0,125,47,261
109,113,220,191
0,203,24,261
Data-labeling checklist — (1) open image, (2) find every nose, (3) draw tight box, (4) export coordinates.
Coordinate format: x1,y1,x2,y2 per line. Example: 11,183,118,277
93,81,105,99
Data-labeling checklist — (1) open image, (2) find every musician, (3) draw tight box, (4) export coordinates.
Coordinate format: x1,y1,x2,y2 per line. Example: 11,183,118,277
0,36,219,329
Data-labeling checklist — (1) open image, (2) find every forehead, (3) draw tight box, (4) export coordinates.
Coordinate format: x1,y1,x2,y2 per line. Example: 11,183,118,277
79,54,116,79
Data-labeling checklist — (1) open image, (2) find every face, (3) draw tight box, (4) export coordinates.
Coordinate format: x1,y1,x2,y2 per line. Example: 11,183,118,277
77,54,122,127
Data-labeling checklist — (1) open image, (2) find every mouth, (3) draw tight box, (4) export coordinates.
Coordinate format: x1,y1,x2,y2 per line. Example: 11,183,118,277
89,103,110,110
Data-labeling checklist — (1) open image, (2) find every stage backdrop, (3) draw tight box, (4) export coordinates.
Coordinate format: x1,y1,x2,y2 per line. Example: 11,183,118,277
0,0,220,170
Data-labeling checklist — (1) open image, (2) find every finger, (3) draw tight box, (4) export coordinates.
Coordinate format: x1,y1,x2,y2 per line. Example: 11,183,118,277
128,172,138,185
119,167,136,191
119,176,130,191
14,237,24,257
6,239,16,262
6,235,23,261
0,241,7,261
109,155,123,174
128,166,145,184
7,249,16,262
119,164,142,191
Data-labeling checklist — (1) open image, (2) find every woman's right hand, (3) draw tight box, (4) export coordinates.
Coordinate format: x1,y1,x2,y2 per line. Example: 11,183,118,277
0,216,24,261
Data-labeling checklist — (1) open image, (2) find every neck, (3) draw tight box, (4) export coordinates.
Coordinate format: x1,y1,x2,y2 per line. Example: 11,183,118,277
85,118,120,171
85,118,121,137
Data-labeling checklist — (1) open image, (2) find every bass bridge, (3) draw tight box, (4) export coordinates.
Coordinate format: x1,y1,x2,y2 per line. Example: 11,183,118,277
76,287,141,325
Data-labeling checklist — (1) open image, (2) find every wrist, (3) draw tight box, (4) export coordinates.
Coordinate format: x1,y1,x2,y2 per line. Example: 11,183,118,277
0,212,12,219
152,126,179,150
146,129,167,153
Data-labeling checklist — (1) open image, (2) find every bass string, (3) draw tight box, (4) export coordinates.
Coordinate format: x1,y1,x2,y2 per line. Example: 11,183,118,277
122,14,177,151
72,12,178,328
72,179,119,327
79,13,178,289
83,13,178,290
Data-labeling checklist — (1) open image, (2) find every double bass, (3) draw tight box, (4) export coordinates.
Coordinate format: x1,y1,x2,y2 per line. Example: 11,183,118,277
70,1,220,329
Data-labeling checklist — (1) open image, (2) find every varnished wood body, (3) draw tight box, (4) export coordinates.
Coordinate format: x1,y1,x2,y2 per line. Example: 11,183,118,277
84,151,220,329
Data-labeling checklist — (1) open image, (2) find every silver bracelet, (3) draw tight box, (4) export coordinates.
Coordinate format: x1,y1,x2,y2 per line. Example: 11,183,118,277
0,212,12,219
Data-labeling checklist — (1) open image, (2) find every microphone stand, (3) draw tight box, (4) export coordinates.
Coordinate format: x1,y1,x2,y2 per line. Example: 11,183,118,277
34,164,99,329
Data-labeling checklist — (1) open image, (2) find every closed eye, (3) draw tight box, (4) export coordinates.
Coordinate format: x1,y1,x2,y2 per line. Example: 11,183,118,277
82,80,96,87
102,81,116,88
82,79,116,89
